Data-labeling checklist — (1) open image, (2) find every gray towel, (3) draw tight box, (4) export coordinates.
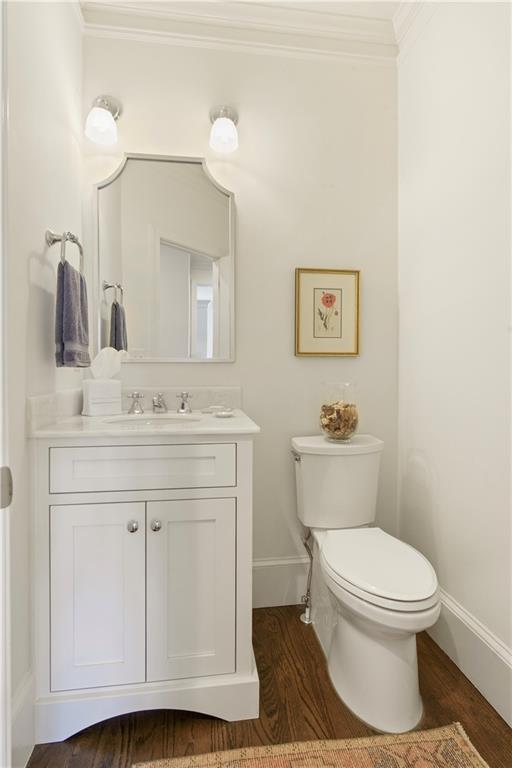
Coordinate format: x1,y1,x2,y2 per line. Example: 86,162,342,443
55,261,91,367
109,301,128,351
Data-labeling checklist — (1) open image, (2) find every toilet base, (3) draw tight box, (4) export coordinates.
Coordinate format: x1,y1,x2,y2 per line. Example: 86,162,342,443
308,533,439,733
327,606,423,733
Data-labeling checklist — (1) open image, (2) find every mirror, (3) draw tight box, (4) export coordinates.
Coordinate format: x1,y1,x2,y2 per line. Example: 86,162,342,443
96,155,234,361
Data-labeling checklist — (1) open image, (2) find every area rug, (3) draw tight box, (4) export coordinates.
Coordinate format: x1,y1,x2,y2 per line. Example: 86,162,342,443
133,723,489,767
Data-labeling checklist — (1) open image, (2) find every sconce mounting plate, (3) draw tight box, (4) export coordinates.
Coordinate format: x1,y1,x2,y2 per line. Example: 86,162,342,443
93,95,122,121
210,105,238,125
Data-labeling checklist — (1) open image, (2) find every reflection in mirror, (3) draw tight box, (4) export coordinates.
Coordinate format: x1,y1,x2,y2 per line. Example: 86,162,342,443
96,155,234,362
160,243,216,358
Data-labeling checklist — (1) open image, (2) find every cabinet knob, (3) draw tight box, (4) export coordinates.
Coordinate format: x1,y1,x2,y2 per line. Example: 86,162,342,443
151,520,162,532
127,520,139,533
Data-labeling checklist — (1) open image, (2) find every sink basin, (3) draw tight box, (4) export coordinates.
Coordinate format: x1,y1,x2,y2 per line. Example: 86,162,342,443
103,413,203,426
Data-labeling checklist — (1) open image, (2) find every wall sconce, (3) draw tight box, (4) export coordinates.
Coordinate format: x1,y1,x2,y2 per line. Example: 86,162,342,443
85,96,122,146
209,106,239,154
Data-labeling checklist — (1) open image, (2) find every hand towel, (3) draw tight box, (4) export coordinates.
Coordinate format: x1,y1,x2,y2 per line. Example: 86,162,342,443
55,261,91,367
109,301,128,351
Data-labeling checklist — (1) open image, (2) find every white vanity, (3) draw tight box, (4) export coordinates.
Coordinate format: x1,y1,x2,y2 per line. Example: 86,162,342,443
27,151,254,742
31,410,260,742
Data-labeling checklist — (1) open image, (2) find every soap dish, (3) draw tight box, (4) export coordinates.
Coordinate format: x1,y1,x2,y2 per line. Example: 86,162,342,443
214,408,234,418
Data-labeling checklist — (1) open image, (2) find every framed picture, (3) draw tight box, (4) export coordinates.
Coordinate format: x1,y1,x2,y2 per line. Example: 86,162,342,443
295,268,360,356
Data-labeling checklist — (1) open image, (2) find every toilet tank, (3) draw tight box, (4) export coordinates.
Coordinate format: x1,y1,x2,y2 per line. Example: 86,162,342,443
291,434,384,529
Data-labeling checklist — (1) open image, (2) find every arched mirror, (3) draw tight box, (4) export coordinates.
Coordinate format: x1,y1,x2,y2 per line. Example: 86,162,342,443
96,154,234,362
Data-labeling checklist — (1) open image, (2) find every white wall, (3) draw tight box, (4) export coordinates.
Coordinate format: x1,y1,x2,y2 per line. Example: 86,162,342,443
398,2,511,723
7,2,83,762
160,243,190,358
84,35,398,582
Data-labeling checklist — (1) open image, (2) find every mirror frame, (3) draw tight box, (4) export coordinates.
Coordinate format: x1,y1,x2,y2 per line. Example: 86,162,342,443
94,153,235,363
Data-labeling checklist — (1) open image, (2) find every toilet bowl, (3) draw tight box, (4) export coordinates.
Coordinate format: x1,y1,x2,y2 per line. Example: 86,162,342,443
320,527,440,732
292,435,441,733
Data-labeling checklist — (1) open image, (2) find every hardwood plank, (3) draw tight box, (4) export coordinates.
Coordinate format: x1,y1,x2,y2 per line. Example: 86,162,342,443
417,632,512,768
26,606,512,768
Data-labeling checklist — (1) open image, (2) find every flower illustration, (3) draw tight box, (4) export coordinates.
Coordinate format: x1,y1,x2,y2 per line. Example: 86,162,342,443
321,292,336,308
318,292,337,331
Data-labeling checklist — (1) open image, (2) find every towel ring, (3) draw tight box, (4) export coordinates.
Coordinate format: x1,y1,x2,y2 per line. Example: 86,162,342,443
46,229,84,274
103,280,124,305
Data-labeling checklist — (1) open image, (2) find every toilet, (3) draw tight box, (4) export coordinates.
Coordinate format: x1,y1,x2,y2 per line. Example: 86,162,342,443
292,434,441,733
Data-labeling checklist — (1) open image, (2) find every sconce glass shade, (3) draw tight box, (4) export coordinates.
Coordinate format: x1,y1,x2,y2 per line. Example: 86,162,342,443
85,96,121,146
209,107,239,153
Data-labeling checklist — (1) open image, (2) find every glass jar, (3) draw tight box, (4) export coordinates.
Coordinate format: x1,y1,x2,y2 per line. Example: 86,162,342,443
320,382,359,441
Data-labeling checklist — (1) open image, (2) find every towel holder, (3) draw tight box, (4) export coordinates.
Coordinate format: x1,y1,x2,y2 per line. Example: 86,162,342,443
103,280,124,304
46,229,84,274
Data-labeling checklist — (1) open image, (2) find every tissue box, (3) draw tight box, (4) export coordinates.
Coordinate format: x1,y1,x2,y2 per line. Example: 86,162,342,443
82,379,122,416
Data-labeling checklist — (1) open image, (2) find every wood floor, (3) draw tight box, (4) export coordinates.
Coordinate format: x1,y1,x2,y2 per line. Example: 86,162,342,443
27,606,512,768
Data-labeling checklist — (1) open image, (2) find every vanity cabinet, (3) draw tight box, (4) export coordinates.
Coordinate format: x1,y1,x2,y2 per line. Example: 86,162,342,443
31,424,259,743
50,497,236,692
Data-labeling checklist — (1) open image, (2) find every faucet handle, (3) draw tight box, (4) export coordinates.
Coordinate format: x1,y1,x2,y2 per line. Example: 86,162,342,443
176,391,192,414
128,391,144,414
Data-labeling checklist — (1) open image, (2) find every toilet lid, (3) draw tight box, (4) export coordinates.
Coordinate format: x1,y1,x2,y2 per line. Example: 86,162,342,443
322,528,438,603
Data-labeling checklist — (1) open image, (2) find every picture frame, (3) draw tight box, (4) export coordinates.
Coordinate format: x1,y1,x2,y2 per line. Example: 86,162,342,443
295,268,360,356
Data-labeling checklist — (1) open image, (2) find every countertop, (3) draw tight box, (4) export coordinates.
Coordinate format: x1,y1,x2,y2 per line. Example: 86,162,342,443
31,409,260,439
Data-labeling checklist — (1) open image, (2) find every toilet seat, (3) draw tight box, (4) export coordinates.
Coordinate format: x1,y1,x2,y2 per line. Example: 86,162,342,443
320,527,439,612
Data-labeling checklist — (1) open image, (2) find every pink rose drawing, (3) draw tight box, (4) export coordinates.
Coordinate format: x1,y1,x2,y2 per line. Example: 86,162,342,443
318,292,337,331
321,292,336,308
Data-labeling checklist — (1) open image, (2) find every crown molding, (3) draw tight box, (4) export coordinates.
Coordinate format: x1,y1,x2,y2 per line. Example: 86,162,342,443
393,1,438,57
81,1,397,43
71,0,86,32
81,1,398,62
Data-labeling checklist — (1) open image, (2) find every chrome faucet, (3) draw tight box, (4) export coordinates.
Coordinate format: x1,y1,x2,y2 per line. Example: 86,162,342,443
152,393,168,413
128,392,144,415
176,391,192,414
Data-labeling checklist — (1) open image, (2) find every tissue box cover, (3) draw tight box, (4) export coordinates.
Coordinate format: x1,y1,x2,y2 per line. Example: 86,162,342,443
82,379,122,416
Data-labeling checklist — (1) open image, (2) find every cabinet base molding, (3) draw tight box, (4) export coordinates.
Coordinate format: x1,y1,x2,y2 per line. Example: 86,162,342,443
35,657,260,743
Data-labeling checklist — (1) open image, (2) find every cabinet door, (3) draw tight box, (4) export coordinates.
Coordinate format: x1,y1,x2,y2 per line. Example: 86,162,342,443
147,498,236,682
50,503,146,691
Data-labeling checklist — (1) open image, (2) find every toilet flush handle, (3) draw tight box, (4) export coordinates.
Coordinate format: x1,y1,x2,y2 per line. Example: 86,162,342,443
291,451,301,463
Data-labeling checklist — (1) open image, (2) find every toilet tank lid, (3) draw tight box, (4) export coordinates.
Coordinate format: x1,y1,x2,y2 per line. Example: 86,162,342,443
291,434,384,456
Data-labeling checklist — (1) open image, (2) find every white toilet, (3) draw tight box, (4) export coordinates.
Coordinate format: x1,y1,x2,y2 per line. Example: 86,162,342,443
292,434,441,733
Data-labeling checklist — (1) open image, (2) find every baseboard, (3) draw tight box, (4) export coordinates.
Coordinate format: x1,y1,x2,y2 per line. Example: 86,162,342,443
253,556,309,609
11,671,34,767
428,589,512,726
